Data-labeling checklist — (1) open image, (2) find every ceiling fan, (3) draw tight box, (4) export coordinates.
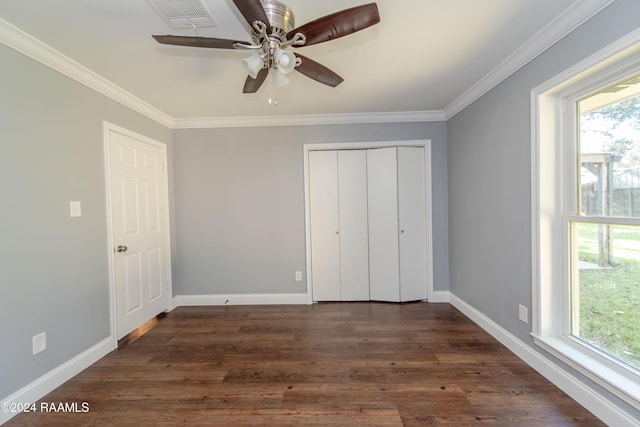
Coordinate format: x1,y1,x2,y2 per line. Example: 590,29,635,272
152,0,380,95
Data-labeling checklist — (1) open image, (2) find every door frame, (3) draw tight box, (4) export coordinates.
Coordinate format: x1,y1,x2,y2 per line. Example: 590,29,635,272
103,121,173,345
303,140,434,304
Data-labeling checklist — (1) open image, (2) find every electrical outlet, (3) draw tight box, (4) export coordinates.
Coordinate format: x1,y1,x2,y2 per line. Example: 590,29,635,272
518,304,528,323
295,271,303,282
33,332,46,355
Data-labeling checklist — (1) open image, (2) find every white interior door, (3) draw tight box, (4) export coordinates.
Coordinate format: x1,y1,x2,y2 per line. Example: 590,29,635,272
398,147,428,301
309,150,341,301
337,150,370,300
107,125,171,339
367,147,401,302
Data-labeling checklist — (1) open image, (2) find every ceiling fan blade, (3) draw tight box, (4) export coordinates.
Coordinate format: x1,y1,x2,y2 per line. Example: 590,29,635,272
243,67,269,93
232,0,272,34
152,35,246,49
295,54,344,88
287,3,380,47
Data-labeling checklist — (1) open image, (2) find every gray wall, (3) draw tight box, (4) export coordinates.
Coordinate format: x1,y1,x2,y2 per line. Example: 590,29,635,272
172,122,449,295
0,44,171,399
447,0,640,418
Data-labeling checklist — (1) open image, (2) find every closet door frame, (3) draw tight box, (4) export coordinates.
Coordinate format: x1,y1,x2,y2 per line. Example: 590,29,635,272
303,140,434,304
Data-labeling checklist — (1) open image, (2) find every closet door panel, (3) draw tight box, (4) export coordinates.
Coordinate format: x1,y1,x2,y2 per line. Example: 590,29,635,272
398,147,428,301
367,147,400,302
309,151,341,301
338,150,370,300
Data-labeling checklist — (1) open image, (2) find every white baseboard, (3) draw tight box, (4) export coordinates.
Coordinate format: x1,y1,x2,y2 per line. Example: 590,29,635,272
173,293,309,307
449,293,639,427
174,292,450,306
0,336,115,425
428,290,450,303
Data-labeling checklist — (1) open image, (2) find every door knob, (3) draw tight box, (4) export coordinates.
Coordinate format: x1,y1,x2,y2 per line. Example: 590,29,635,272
116,245,128,253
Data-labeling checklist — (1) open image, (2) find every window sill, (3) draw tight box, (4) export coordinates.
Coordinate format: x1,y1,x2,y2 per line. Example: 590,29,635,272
532,333,640,410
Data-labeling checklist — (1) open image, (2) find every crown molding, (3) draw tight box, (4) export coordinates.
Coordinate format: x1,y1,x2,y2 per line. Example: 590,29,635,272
0,17,174,128
171,110,446,129
0,17,443,130
1,0,615,128
444,0,615,120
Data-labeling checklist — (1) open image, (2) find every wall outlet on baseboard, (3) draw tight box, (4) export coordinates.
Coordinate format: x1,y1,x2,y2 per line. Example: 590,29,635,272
33,332,46,355
518,304,528,323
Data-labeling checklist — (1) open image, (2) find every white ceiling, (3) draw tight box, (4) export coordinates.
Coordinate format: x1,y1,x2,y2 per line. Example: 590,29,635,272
0,0,610,124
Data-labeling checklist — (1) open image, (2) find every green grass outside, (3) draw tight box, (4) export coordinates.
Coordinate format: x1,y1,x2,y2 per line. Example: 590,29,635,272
576,223,640,369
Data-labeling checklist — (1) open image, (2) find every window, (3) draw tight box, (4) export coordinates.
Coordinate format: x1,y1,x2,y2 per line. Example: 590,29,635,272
532,39,640,409
574,83,640,371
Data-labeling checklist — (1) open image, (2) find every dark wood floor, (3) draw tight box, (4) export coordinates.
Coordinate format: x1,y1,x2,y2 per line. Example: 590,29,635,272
6,302,605,426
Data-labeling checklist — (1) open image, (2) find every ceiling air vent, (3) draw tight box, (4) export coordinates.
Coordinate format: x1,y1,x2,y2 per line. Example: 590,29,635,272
147,0,216,29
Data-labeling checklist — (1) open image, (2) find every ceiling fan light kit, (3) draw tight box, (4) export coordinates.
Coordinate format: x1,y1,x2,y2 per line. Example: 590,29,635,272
152,0,380,104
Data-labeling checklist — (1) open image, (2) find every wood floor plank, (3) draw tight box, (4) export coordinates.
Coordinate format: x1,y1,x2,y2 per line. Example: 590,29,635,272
4,302,606,426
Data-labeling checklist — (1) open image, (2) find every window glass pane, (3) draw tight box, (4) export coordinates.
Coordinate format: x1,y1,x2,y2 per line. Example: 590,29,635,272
579,75,640,217
572,222,640,371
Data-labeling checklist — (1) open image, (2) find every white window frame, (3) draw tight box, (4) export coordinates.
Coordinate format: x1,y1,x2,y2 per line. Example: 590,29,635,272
532,32,640,410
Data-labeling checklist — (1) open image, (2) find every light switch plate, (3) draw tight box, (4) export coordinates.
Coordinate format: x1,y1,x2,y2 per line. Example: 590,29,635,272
70,201,82,218
33,332,46,355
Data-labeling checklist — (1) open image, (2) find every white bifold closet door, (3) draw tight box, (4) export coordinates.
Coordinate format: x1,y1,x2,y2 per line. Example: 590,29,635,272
396,147,428,301
368,146,427,302
366,147,401,301
309,150,369,301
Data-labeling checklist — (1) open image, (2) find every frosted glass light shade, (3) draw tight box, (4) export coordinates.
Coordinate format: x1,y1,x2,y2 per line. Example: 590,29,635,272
243,54,264,79
274,49,296,74
273,69,290,87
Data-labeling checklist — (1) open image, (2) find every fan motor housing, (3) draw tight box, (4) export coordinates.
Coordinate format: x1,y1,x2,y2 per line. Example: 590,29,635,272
260,0,295,42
